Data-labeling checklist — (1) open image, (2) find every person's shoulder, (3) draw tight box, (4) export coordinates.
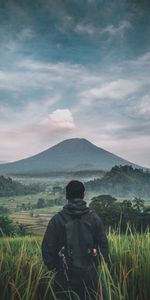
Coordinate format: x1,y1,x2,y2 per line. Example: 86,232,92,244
89,210,103,226
89,210,101,220
46,210,63,226
52,209,69,225
52,210,63,222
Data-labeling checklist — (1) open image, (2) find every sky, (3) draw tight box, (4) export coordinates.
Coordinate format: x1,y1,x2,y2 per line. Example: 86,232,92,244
0,0,150,167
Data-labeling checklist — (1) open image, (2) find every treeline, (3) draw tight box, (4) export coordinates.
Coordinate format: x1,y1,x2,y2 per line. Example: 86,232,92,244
18,197,65,211
0,176,43,196
89,194,150,232
86,165,150,197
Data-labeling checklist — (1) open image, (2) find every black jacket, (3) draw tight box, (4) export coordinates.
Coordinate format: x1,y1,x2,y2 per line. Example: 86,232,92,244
42,199,109,271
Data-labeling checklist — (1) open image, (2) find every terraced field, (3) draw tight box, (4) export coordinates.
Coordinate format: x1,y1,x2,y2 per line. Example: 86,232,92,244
0,188,64,235
10,206,61,235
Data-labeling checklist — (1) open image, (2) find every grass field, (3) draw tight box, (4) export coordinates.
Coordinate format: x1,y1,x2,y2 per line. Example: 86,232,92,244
0,230,150,300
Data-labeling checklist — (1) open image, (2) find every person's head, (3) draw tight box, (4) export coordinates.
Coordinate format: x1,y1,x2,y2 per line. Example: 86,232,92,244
66,180,85,201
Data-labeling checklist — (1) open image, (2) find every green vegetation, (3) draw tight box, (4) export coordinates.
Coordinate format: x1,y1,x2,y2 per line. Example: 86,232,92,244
89,195,150,232
0,192,57,210
0,232,150,300
0,186,65,235
0,215,26,237
0,171,149,299
0,176,43,197
86,165,150,197
0,206,10,214
0,184,149,236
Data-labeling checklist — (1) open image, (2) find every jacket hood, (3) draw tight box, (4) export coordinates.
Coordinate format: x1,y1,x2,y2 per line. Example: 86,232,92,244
63,199,89,216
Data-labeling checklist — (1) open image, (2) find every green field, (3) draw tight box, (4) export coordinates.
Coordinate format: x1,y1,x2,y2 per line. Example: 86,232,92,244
0,188,96,235
0,192,57,209
0,191,64,235
10,206,61,235
0,174,104,237
0,191,149,236
0,231,150,300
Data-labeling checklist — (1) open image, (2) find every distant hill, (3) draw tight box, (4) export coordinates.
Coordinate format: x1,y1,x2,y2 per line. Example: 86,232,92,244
0,138,141,175
0,176,42,197
86,165,150,198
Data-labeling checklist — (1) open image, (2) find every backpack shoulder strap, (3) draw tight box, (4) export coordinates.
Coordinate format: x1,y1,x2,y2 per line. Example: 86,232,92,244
86,211,98,244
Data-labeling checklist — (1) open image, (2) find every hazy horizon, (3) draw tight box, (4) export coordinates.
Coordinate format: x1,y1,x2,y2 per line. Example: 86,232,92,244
0,0,150,167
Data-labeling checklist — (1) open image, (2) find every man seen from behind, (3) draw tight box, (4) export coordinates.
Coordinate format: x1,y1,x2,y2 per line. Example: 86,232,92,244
42,180,109,299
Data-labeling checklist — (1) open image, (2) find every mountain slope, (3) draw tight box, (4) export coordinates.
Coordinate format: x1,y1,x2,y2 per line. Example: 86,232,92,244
0,138,139,175
86,165,150,197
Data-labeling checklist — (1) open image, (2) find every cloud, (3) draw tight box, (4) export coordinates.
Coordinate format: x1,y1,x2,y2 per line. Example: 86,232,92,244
81,79,139,104
0,59,87,93
96,135,150,168
18,28,35,40
0,69,52,92
0,105,76,161
75,23,96,35
0,53,150,166
0,0,149,167
41,109,75,130
129,51,150,72
100,20,132,37
134,95,150,120
5,41,19,52
139,97,150,117
0,95,60,124
74,20,131,38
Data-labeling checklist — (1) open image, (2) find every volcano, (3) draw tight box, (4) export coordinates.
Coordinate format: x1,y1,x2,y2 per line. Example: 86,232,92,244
0,138,139,175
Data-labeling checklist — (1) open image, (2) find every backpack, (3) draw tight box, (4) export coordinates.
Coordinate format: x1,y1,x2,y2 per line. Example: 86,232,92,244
58,212,99,282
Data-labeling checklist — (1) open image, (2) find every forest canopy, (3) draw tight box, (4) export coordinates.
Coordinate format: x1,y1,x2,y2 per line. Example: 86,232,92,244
86,165,150,197
0,176,42,197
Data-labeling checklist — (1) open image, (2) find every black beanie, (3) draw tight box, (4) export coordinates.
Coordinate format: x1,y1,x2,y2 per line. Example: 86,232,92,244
66,180,85,200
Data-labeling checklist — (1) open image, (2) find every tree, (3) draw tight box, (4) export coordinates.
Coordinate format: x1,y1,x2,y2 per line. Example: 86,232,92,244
0,175,43,197
132,197,145,212
36,198,46,209
0,216,27,237
119,200,137,232
89,194,149,232
0,215,18,236
0,206,10,214
89,194,120,229
91,194,117,208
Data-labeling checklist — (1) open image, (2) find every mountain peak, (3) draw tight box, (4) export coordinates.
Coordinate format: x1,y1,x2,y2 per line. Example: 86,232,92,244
50,138,99,153
55,138,93,146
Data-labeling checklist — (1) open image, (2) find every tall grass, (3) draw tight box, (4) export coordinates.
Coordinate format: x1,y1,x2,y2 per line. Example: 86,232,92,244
0,230,149,300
